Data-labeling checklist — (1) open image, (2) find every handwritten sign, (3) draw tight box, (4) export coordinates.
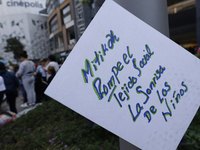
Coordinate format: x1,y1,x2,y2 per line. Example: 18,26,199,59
45,0,200,149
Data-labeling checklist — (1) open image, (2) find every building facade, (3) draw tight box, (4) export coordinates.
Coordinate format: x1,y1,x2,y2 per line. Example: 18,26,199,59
0,0,50,63
46,0,75,59
46,0,104,60
168,0,197,50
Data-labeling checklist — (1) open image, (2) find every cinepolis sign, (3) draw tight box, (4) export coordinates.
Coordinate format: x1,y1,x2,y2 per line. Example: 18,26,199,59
6,0,43,8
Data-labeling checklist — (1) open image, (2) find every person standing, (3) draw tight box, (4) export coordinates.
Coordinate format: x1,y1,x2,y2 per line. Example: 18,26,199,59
47,66,56,84
34,72,48,103
14,64,27,103
36,59,47,82
45,55,59,80
0,62,19,113
0,76,6,102
16,51,36,107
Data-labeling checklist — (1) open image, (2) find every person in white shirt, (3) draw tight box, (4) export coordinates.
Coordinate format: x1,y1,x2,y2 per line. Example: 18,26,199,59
0,76,6,101
36,59,47,82
45,55,59,80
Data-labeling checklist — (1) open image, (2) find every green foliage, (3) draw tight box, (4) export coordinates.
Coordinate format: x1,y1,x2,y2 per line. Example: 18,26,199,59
178,108,200,150
2,98,199,150
79,0,93,6
0,99,119,150
4,37,24,60
8,61,14,66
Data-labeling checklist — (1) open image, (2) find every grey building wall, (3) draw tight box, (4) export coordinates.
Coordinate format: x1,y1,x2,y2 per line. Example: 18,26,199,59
73,0,87,39
72,0,104,40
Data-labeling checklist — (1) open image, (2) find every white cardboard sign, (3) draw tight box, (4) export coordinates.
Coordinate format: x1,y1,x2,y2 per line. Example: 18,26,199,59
45,0,200,149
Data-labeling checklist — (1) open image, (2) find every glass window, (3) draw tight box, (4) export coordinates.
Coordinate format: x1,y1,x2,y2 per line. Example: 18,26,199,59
63,15,71,24
50,38,55,51
49,15,58,33
59,0,65,4
66,27,76,45
63,5,70,15
62,5,71,24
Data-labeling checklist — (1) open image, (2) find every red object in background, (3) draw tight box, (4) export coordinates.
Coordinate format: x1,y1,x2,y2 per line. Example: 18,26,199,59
197,47,200,53
0,111,16,126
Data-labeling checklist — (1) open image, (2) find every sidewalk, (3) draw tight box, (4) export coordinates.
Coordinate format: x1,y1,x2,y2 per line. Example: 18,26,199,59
1,89,42,118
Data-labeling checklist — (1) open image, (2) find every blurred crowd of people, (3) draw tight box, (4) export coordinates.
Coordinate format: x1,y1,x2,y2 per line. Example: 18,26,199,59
0,50,62,114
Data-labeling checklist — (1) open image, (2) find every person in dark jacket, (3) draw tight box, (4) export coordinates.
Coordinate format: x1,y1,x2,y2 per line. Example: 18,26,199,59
47,66,56,84
0,62,19,113
35,72,48,103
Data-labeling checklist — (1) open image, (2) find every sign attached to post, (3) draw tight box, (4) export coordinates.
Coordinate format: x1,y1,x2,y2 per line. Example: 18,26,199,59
45,0,200,149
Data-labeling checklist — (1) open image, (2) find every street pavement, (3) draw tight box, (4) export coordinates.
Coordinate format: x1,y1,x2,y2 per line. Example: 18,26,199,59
1,89,26,112
1,89,42,118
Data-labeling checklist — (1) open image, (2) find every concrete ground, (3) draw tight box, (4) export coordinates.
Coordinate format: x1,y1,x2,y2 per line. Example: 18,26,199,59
1,89,42,118
1,89,26,112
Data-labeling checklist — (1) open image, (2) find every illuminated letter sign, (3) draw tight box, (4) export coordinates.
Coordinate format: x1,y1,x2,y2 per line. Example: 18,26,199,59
6,0,43,8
